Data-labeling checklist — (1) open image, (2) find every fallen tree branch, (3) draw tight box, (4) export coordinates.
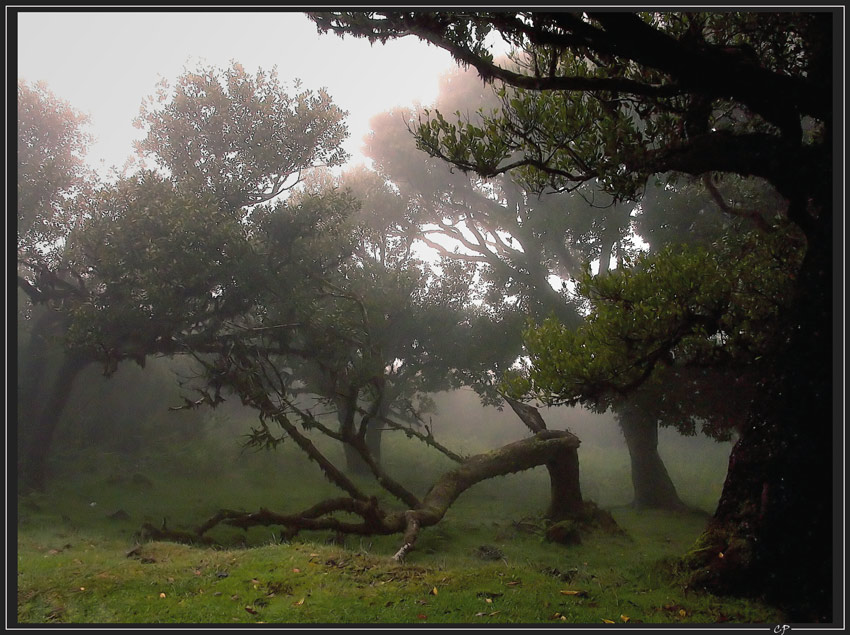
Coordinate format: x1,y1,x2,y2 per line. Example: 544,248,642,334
144,430,583,560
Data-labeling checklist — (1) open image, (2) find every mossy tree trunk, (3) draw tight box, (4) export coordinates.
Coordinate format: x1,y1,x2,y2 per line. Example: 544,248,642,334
504,397,584,520
545,443,583,521
166,429,583,560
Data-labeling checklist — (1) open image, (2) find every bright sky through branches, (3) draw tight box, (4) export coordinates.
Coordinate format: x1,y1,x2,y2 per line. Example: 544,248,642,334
16,11,459,178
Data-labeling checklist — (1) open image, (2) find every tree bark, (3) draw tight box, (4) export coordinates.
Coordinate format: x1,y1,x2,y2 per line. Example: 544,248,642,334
504,397,584,520
595,228,685,512
17,306,56,446
342,412,384,475
617,404,686,510
170,430,582,560
684,213,834,623
544,444,584,521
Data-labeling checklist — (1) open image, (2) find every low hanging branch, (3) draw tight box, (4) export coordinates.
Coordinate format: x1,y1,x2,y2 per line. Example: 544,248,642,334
390,429,580,559
141,429,580,560
148,339,591,559
363,405,468,464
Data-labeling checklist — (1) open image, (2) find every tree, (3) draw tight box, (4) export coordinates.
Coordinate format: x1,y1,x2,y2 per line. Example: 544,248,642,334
309,11,836,621
289,165,513,474
134,62,349,208
70,171,592,558
65,62,601,561
17,80,97,491
364,64,692,511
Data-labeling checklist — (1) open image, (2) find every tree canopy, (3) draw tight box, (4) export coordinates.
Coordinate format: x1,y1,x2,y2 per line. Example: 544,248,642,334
310,11,831,230
309,10,836,621
52,58,604,560
503,222,804,435
134,62,349,208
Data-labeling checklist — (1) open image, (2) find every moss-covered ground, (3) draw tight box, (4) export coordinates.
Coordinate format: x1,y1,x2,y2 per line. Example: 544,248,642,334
15,414,784,626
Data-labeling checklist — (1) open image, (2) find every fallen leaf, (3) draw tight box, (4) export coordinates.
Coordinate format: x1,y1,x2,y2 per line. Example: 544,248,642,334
560,589,588,597
602,618,615,623
159,593,166,599
506,581,521,587
417,614,427,620
245,606,257,615
620,614,630,622
292,568,300,573
679,609,687,617
293,598,305,606
429,586,438,595
485,598,493,604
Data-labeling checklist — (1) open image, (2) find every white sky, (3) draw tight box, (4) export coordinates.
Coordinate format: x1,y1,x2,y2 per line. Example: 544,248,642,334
16,10,459,176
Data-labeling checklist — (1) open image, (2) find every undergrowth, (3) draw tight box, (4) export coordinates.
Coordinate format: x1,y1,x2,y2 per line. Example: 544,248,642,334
15,412,782,625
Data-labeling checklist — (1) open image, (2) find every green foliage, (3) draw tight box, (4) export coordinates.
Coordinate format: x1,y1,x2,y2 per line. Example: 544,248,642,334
505,225,803,426
69,87,504,490
310,12,830,225
365,66,635,334
66,171,257,366
17,79,93,262
135,61,349,207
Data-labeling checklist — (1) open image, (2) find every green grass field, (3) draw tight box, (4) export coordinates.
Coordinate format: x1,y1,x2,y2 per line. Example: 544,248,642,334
15,414,784,625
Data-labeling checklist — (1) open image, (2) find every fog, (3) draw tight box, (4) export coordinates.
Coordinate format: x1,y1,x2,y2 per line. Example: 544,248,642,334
427,389,733,511
33,355,731,517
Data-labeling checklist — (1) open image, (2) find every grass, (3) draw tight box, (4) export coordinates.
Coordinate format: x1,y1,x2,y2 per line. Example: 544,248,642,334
14,420,784,625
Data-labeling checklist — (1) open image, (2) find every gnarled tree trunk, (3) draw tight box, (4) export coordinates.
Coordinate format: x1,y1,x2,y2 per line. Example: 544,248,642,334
505,397,584,520
392,429,581,559
684,214,833,623
156,429,583,560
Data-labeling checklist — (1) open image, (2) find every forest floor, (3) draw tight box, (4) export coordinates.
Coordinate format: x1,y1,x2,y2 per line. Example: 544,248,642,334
14,425,785,625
